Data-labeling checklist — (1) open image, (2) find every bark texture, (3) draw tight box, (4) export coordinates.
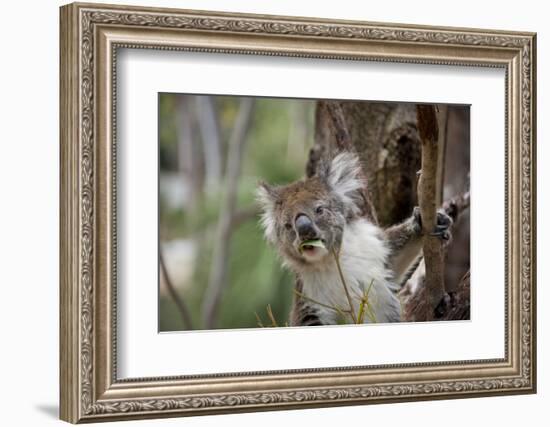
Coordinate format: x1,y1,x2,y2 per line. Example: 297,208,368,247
416,105,446,318
310,101,421,227
309,100,470,322
443,107,471,293
403,270,470,321
308,101,379,224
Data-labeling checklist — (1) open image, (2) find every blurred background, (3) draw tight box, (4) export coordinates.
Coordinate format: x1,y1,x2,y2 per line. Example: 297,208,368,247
158,94,470,331
159,94,314,331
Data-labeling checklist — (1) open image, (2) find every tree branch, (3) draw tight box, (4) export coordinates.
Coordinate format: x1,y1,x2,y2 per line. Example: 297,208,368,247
159,250,194,330
416,105,446,319
176,95,203,207
332,248,357,323
195,96,222,189
202,98,256,329
308,100,378,224
400,185,471,321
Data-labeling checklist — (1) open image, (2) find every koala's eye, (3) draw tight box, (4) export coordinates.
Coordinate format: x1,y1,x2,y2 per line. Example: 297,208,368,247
284,222,292,230
315,206,324,215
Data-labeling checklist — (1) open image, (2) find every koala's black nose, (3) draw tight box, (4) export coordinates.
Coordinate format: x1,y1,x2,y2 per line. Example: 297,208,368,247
295,214,316,238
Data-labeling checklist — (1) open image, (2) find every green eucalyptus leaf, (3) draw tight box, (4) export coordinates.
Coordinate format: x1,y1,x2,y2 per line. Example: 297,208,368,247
299,239,325,253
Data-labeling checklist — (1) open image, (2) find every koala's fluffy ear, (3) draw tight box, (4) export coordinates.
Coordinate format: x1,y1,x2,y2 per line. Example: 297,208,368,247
256,181,280,243
323,152,364,216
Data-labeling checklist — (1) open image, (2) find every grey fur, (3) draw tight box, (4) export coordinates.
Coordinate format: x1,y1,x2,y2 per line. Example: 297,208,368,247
257,153,453,326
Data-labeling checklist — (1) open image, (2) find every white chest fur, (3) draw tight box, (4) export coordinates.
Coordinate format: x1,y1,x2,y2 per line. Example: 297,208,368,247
299,219,401,324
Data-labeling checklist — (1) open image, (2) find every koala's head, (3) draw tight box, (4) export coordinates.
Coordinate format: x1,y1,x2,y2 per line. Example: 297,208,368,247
256,152,364,268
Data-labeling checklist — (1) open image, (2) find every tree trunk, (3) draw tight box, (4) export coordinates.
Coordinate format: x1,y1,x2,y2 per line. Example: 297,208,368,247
309,100,470,322
311,101,421,227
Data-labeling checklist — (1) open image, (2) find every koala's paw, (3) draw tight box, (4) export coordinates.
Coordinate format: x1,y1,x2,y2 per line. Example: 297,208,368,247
412,207,453,242
431,211,453,241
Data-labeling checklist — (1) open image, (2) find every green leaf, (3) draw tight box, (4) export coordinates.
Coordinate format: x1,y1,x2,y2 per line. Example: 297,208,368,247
299,239,325,253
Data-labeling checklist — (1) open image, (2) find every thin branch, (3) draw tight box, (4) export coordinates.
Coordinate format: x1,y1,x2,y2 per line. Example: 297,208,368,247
159,250,194,330
254,311,265,328
331,248,358,323
266,304,279,327
416,105,446,319
360,280,377,324
202,98,256,329
195,96,222,188
293,289,350,319
176,95,203,207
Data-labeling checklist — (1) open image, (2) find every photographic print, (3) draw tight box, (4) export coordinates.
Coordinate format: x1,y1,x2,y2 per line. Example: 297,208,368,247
158,95,471,331
60,3,535,422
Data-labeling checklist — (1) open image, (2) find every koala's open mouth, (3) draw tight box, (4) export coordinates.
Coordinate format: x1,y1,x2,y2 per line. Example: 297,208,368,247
298,239,326,254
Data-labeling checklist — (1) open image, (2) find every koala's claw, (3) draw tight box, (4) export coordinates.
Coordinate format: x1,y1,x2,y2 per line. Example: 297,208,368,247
430,219,451,241
436,210,452,228
412,208,453,241
431,230,451,241
431,211,453,241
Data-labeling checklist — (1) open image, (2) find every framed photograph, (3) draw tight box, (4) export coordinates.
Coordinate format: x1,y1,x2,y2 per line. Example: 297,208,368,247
60,2,536,423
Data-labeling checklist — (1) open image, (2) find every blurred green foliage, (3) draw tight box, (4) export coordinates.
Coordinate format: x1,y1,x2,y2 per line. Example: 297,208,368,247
159,94,314,331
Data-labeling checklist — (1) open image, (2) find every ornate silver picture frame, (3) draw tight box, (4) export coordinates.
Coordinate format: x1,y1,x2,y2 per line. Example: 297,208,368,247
60,2,536,423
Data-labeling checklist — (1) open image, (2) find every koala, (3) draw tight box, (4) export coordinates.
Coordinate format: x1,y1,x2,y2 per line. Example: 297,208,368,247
256,151,452,326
